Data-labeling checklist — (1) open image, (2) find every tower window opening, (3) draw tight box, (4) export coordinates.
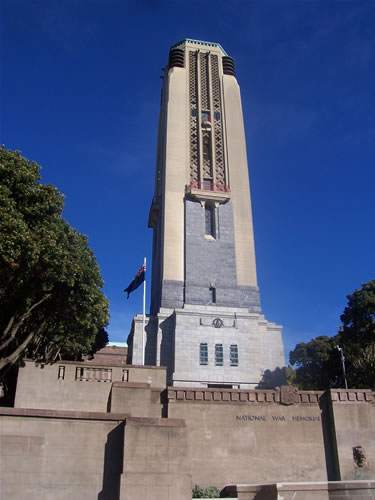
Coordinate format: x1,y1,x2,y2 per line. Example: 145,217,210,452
209,286,216,303
215,344,223,366
200,343,208,365
202,131,212,178
230,345,239,366
205,204,215,237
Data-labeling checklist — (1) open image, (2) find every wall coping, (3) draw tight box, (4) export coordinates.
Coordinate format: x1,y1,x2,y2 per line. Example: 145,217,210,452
329,389,374,403
22,358,167,371
225,481,375,494
126,416,186,427
168,386,323,405
112,381,151,389
0,407,129,421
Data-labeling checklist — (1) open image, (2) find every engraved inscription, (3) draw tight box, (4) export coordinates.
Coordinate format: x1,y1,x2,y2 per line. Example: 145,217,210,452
236,415,321,423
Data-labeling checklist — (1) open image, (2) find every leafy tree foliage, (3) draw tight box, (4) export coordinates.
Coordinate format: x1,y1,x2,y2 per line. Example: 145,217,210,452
340,280,375,388
289,336,341,390
289,281,375,390
0,148,109,375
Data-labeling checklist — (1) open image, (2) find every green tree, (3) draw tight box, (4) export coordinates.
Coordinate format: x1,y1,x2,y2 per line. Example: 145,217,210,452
340,280,375,388
289,335,341,390
289,280,375,390
0,148,109,375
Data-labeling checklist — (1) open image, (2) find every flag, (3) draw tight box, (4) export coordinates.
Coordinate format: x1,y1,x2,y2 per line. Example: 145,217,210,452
124,264,146,299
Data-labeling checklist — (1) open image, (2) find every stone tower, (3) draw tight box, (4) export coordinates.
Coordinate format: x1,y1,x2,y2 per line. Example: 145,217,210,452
127,39,285,388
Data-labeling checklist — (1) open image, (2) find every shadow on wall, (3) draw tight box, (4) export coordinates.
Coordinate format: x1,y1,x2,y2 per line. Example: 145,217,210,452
160,315,175,381
256,367,287,389
145,320,157,365
98,422,125,500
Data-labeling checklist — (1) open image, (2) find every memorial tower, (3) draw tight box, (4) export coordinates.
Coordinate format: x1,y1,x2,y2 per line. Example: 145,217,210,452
128,39,285,388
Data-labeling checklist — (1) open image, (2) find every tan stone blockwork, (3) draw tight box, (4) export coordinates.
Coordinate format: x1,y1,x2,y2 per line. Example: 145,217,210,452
222,74,257,287
162,67,188,283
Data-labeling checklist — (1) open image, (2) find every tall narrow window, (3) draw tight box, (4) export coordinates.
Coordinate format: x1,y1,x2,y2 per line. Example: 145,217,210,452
215,344,223,366
209,286,216,303
200,343,208,365
230,345,239,366
205,204,215,237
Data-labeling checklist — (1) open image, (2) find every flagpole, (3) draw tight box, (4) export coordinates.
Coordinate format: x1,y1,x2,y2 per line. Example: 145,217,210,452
142,257,146,365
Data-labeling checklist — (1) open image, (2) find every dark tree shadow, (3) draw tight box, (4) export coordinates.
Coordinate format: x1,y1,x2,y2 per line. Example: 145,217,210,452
257,367,287,389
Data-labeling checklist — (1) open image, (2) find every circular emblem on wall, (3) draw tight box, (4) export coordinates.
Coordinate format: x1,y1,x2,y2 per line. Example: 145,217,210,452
212,318,224,328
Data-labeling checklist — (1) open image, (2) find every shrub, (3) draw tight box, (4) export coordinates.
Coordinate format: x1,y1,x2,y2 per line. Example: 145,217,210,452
192,484,220,498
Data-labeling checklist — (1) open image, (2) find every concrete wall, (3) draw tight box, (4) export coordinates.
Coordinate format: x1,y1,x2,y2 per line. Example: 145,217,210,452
120,417,191,500
110,382,164,418
168,386,328,489
0,408,126,500
225,481,375,499
329,389,375,481
15,360,167,412
4,361,375,498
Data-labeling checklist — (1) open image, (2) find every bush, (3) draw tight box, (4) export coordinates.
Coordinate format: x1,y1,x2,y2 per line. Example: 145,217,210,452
192,484,220,498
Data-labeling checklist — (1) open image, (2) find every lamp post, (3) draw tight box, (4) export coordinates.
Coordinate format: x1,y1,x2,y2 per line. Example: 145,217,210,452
336,345,348,389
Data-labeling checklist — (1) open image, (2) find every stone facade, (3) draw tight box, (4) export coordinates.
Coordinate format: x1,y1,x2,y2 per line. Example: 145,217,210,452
128,39,285,386
129,304,283,388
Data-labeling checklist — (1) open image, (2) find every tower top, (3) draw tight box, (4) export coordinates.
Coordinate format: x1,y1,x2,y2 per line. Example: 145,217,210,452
170,38,228,56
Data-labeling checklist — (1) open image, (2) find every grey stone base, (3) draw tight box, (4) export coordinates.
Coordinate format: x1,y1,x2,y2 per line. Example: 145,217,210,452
128,304,284,388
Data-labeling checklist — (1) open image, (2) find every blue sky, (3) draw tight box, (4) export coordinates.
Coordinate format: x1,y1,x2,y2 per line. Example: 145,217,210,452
1,0,374,361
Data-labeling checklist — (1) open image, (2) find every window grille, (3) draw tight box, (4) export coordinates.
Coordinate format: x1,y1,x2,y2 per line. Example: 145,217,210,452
230,345,239,366
215,344,223,366
200,343,208,365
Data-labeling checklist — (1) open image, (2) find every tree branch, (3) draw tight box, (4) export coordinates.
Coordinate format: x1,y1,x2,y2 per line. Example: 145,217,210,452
1,316,15,340
0,295,51,352
0,328,36,372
